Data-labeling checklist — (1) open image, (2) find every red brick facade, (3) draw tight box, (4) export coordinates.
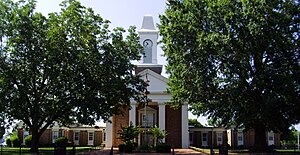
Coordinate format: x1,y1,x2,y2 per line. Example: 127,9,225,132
112,104,183,148
18,127,104,146
189,127,281,149
112,107,129,147
165,106,182,148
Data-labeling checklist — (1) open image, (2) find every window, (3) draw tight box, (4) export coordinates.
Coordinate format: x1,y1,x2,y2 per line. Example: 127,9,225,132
59,130,64,137
237,131,244,146
202,133,207,141
217,133,222,145
52,131,59,143
268,132,275,145
74,132,79,141
103,133,106,141
269,135,274,141
140,113,155,127
53,131,58,140
88,132,94,141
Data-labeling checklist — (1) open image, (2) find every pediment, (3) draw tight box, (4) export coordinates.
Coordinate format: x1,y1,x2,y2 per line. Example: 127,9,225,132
138,69,169,94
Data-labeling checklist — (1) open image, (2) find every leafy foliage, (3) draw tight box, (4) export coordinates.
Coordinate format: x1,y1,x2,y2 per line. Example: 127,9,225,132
5,138,11,147
159,0,299,152
118,123,140,145
10,135,20,147
0,0,145,152
0,126,4,140
24,135,32,147
188,119,203,127
149,125,168,145
281,127,299,146
55,137,68,145
207,118,222,127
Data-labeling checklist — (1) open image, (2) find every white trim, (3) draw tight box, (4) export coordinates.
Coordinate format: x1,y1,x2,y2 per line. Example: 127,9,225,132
202,132,208,147
268,131,275,146
88,131,94,146
105,118,113,148
158,103,166,143
138,107,156,127
237,131,244,146
217,132,223,145
138,69,168,83
73,131,80,145
52,130,59,144
181,104,189,148
129,104,137,126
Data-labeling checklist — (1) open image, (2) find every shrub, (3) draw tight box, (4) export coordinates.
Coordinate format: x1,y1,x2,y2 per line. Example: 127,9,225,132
156,143,171,153
55,137,68,145
149,126,167,145
124,142,134,153
118,123,140,145
24,135,32,147
137,144,152,152
6,138,11,147
10,135,20,147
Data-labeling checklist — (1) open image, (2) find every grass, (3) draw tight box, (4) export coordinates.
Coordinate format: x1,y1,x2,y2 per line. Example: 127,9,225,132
0,146,96,155
190,146,300,154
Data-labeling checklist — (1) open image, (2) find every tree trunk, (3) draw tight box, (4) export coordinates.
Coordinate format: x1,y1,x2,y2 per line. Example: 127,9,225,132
30,127,40,153
253,123,267,153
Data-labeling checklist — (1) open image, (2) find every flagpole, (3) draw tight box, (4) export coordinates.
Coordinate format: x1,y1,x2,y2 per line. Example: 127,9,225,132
144,73,149,145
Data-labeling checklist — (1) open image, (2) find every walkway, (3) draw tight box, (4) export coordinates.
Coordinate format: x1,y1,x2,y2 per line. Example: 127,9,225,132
77,148,206,155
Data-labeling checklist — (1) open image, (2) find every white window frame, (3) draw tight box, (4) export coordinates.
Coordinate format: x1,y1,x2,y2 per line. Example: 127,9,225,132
74,131,80,145
268,131,275,146
202,132,208,146
52,131,59,144
88,131,94,146
217,132,223,145
237,131,244,146
138,107,157,128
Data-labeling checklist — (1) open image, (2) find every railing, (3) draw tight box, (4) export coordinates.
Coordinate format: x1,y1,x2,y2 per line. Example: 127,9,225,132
138,121,156,128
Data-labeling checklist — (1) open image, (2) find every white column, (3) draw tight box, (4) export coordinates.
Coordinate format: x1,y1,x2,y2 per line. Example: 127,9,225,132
129,103,137,126
181,104,189,148
105,118,113,148
158,103,166,143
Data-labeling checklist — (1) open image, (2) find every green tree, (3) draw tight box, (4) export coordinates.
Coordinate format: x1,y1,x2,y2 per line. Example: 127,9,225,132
207,118,222,127
188,119,203,127
0,0,145,152
159,0,299,152
281,127,299,146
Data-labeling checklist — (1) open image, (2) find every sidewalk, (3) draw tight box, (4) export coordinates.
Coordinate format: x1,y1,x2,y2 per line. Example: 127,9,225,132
77,148,205,155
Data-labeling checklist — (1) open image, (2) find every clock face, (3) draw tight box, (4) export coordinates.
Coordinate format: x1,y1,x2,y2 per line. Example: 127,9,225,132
143,39,153,48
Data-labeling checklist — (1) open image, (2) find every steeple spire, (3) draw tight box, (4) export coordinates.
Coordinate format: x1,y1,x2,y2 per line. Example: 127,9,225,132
136,15,162,75
141,15,155,30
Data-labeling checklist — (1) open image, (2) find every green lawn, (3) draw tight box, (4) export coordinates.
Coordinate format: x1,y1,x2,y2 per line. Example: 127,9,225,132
0,146,96,155
190,146,300,154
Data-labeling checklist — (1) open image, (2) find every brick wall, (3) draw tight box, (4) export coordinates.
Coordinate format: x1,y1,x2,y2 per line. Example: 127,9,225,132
165,106,182,148
39,129,51,145
112,107,129,147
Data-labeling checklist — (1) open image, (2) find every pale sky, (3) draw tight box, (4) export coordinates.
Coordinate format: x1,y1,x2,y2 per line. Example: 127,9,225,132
34,1,299,131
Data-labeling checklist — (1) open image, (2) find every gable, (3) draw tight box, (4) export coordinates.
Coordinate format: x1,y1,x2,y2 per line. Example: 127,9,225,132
138,69,169,94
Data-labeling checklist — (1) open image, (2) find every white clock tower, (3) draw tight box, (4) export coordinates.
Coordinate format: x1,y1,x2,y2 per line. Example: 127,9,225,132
136,15,163,74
